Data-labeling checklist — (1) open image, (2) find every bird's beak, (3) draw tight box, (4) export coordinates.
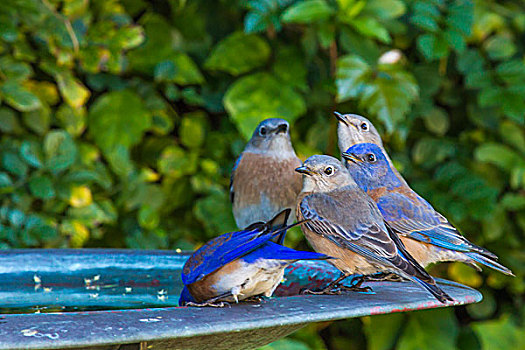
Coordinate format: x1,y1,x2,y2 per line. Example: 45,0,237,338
295,166,315,175
333,111,348,126
275,123,288,134
341,152,362,163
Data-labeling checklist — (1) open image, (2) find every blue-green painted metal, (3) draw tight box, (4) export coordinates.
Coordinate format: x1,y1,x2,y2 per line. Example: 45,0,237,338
0,249,482,350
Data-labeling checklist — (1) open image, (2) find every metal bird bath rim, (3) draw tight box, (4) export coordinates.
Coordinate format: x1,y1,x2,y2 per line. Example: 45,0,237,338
0,249,482,350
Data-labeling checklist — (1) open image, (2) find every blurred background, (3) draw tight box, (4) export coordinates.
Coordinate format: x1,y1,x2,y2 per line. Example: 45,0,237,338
0,0,523,349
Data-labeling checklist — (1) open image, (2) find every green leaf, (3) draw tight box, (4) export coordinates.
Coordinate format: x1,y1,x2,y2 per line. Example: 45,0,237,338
153,54,204,85
360,68,419,131
28,175,55,199
44,130,78,172
473,316,525,350
0,108,22,134
484,35,516,60
22,108,50,135
1,152,28,177
501,193,525,211
55,72,91,108
422,107,449,136
363,313,404,350
336,54,370,102
180,112,206,149
0,81,42,112
20,140,43,168
88,90,151,152
475,143,525,171
349,16,391,43
417,33,449,60
0,172,13,188
56,104,86,137
194,187,236,234
398,309,458,350
224,72,306,139
158,146,198,178
363,0,406,19
204,32,271,76
112,25,145,50
281,0,334,24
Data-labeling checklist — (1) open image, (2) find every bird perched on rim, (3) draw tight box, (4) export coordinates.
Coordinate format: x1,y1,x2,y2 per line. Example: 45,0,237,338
179,209,330,306
334,111,407,185
230,118,302,229
342,143,513,275
295,155,453,303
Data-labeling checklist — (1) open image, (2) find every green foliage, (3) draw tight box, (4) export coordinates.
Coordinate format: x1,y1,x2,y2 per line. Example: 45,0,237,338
0,0,523,349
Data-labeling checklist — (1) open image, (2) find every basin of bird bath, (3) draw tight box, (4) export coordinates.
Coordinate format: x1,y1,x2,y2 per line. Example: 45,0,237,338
0,249,482,350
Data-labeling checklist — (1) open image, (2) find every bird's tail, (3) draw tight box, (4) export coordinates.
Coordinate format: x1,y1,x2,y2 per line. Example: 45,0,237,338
386,224,454,303
466,252,514,276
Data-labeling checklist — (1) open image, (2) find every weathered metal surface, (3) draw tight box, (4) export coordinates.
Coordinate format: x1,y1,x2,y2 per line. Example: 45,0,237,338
0,249,482,350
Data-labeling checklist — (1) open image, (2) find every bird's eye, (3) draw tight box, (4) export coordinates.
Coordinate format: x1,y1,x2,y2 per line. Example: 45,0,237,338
360,122,369,131
324,167,334,176
259,127,267,136
367,154,376,162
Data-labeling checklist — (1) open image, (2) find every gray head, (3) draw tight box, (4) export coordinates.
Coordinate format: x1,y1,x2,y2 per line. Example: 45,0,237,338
245,118,295,156
334,112,383,153
295,155,356,193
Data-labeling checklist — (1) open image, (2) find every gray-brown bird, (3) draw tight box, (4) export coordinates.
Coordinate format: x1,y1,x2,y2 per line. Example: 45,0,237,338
295,155,453,303
230,118,302,228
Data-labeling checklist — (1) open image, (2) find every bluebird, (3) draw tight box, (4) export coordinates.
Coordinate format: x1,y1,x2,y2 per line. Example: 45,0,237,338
230,118,302,229
295,155,453,303
179,209,330,306
334,112,407,185
342,143,513,275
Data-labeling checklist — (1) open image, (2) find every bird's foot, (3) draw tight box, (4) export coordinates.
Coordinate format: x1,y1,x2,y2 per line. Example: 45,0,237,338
300,287,343,295
338,275,375,294
183,301,231,308
242,295,267,303
362,272,405,282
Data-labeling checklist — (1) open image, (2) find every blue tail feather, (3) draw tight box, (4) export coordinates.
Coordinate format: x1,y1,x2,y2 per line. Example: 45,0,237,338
242,242,330,263
466,252,514,276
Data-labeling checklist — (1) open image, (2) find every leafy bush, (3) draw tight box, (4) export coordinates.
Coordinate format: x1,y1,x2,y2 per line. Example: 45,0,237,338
0,0,523,349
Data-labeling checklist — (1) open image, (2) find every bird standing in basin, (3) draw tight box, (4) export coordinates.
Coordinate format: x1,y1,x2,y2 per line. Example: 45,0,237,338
342,143,513,275
230,118,302,228
295,155,452,303
179,209,330,306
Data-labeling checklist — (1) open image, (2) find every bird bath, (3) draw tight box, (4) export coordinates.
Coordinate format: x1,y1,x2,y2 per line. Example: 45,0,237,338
0,249,482,350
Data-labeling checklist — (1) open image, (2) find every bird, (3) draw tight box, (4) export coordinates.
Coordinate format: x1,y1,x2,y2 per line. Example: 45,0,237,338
341,143,513,275
230,118,302,229
295,155,453,303
334,111,407,185
179,209,330,306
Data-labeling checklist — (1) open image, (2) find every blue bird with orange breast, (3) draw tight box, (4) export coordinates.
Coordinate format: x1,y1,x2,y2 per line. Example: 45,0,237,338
179,209,330,306
295,155,452,303
341,143,513,276
230,118,302,228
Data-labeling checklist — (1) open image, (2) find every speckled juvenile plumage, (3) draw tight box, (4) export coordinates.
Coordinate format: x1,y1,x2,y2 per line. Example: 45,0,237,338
231,118,302,229
342,143,513,275
295,155,452,303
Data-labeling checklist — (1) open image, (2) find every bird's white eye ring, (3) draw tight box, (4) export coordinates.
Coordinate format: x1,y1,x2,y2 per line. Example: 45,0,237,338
360,122,369,131
324,167,334,176
259,127,267,136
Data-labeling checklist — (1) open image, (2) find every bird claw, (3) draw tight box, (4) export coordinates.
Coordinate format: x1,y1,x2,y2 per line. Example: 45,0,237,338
300,287,343,295
184,301,231,308
243,295,267,303
362,272,405,282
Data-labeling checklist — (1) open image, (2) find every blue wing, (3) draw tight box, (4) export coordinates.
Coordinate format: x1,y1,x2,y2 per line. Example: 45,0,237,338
181,224,268,285
241,241,330,263
178,286,196,305
376,191,493,256
229,153,243,203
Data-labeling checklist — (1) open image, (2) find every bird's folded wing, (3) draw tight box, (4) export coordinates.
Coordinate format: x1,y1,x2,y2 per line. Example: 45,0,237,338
377,191,494,257
299,193,397,261
229,153,243,203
